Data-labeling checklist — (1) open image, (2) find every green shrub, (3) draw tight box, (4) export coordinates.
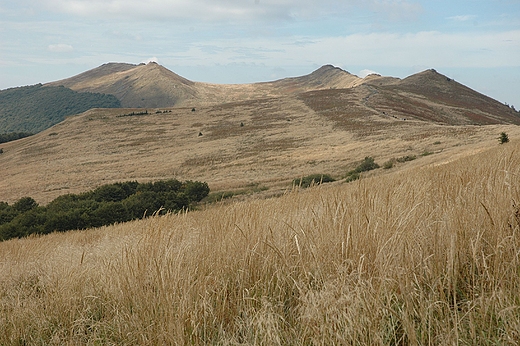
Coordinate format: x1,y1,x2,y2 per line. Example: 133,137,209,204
499,132,509,144
396,155,416,163
293,174,335,188
345,157,380,182
354,156,380,173
12,197,38,213
345,172,360,182
383,159,395,169
0,179,209,241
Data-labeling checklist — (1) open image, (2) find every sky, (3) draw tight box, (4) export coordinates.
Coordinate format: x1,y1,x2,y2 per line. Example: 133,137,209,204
1,0,519,107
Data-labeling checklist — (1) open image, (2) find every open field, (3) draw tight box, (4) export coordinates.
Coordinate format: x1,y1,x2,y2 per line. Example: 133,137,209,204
1,139,519,344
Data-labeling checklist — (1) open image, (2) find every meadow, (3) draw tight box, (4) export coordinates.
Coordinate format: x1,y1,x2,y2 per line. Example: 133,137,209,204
1,140,519,344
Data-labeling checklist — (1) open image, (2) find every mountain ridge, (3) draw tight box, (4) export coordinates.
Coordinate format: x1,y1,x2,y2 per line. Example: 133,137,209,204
45,62,518,125
2,62,519,138
46,62,368,108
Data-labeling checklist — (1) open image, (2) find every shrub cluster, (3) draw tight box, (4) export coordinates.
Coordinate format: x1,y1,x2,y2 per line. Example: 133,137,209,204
345,156,379,182
383,154,419,169
116,110,149,117
396,155,417,163
0,179,209,241
293,174,335,188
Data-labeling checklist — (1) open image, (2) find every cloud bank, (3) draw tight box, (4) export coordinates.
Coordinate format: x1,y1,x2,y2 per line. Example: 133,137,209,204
41,0,423,22
47,44,74,53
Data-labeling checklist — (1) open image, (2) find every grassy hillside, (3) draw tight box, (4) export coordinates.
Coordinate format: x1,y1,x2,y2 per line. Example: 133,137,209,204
2,97,520,206
0,84,121,133
1,140,519,344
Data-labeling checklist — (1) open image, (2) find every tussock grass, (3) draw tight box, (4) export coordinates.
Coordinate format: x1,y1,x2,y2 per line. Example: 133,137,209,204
1,143,520,344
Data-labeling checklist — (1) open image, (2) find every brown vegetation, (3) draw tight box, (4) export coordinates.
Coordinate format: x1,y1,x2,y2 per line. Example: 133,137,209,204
1,140,519,344
2,63,520,344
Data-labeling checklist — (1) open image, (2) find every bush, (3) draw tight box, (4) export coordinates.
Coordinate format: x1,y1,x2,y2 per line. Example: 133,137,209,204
396,155,416,163
383,159,395,169
345,157,380,181
354,156,380,173
12,197,38,213
293,174,335,188
499,132,509,144
0,179,209,241
345,172,360,182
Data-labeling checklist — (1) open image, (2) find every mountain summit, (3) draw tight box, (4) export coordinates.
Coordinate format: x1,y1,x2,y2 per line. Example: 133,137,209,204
47,62,196,108
47,62,368,108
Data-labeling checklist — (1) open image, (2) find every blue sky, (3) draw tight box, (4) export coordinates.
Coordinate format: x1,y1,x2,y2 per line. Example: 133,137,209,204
1,0,519,106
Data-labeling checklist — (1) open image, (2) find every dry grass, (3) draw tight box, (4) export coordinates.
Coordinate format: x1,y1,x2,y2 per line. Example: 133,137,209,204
1,139,520,344
2,95,520,206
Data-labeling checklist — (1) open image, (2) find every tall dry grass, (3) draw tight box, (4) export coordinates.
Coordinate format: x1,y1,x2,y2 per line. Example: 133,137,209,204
1,142,520,345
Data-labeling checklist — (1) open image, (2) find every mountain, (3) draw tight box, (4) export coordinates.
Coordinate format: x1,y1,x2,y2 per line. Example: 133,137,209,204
47,62,197,108
1,62,518,141
385,69,520,124
299,68,520,127
47,62,519,126
262,64,362,91
47,62,364,108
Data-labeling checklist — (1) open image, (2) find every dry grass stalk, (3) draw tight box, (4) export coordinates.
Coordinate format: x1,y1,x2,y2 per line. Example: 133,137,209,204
1,142,520,344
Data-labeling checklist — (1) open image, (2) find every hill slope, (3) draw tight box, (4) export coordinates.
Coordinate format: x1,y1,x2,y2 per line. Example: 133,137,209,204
0,84,121,133
299,68,520,127
1,135,519,344
375,69,520,124
1,94,519,205
1,63,519,203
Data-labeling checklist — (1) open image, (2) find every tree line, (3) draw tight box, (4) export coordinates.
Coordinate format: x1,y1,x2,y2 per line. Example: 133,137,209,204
0,84,121,134
0,179,209,241
0,132,33,144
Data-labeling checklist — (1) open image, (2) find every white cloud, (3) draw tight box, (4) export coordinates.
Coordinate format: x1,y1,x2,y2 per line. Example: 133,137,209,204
47,43,74,52
169,29,520,70
359,69,380,78
143,57,159,64
364,0,423,21
448,15,477,22
40,0,422,22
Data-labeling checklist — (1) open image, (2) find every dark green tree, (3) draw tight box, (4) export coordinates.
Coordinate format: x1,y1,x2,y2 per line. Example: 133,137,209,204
499,132,509,144
12,197,38,213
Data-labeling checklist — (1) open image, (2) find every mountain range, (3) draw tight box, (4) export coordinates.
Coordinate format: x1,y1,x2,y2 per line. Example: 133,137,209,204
45,62,518,126
1,62,519,204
